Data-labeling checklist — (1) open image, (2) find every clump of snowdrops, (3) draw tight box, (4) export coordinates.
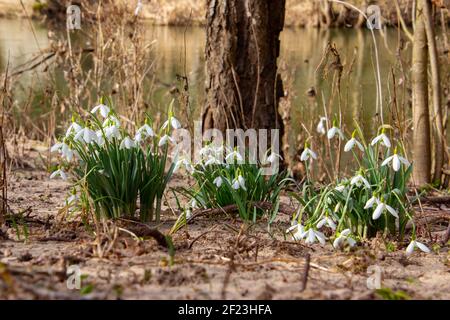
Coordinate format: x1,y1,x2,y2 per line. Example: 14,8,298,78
50,101,179,222
289,121,430,255
175,144,291,223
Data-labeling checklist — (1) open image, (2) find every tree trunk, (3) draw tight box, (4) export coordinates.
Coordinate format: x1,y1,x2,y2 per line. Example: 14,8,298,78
422,0,444,184
412,3,431,186
203,0,285,142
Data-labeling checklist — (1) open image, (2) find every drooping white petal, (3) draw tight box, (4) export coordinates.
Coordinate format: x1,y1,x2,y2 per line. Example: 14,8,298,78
238,175,246,191
372,203,385,220
398,156,410,167
91,104,110,118
120,137,136,150
415,241,431,253
364,196,379,209
385,204,399,218
232,179,240,190
314,230,326,245
406,241,416,256
333,237,343,249
344,139,356,152
213,176,223,188
381,156,394,167
171,117,181,130
316,218,327,229
392,155,401,171
340,229,351,237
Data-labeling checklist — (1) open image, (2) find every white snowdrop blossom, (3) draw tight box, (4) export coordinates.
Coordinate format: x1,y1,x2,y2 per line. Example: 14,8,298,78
91,104,110,118
300,147,317,162
225,150,244,164
334,185,346,193
103,116,121,128
213,176,223,188
350,174,371,189
232,175,246,191
158,135,175,147
286,224,306,241
344,137,364,152
135,124,154,143
316,117,327,135
66,194,78,206
327,126,344,140
266,152,282,164
96,130,105,147
406,240,431,256
364,196,380,209
333,229,356,249
65,122,83,138
162,116,181,130
304,229,327,245
51,142,75,161
317,216,336,230
381,153,410,172
372,202,399,220
105,125,121,140
120,137,136,150
74,127,98,144
371,133,391,148
50,169,68,181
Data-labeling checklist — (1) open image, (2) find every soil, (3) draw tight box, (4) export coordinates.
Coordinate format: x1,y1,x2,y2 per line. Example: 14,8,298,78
0,141,449,300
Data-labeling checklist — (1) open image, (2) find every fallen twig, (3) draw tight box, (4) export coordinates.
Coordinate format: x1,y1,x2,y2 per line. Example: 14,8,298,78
300,254,311,292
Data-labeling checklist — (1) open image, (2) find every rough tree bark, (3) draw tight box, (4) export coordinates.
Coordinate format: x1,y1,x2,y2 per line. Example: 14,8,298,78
203,0,285,141
421,0,444,184
412,3,431,186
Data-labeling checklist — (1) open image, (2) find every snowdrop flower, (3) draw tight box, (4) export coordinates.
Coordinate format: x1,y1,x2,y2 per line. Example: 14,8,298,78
335,185,346,193
406,240,431,256
344,131,364,152
65,122,83,138
120,137,136,150
316,117,327,135
286,223,306,241
364,195,380,209
327,124,344,140
162,116,181,130
50,169,68,181
51,141,74,161
333,229,356,249
185,209,192,220
102,115,121,128
350,174,371,189
225,150,244,164
213,176,223,188
304,229,326,245
105,125,121,140
300,147,317,162
74,127,98,144
232,175,246,191
381,149,410,172
91,104,110,118
317,216,336,230
371,131,391,148
158,135,175,147
175,158,194,174
66,194,78,206
204,155,221,166
266,152,282,164
135,124,154,143
96,130,105,147
372,201,399,220
134,0,143,16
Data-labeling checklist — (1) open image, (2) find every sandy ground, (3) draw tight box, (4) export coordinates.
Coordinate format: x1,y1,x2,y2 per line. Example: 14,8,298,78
0,143,449,300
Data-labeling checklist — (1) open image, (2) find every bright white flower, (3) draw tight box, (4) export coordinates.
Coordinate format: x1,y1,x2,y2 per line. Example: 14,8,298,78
50,142,63,153
65,122,83,137
135,124,154,143
50,169,68,181
317,217,336,230
300,148,317,162
335,185,346,193
344,137,364,152
225,150,244,164
213,176,223,188
327,126,344,140
66,194,78,206
406,240,430,256
333,229,357,249
304,229,326,245
162,116,181,130
286,224,306,241
175,158,194,174
372,202,399,220
103,116,121,128
74,128,97,144
371,133,391,148
158,135,175,147
204,155,221,166
134,0,143,16
232,175,246,191
381,154,410,172
120,137,136,150
350,174,371,189
316,117,327,135
105,125,121,140
364,196,380,209
91,104,110,118
266,152,282,164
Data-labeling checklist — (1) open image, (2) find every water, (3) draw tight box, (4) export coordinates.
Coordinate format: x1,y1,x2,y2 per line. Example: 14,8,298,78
0,18,409,140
